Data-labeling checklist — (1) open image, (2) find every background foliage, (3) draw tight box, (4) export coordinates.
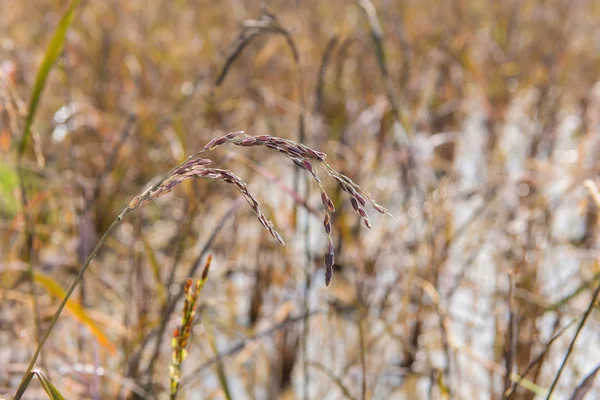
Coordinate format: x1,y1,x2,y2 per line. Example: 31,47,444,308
1,0,600,398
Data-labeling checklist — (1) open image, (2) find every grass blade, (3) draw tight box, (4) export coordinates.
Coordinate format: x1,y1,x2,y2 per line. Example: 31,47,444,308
32,271,117,355
17,0,81,156
3,268,117,354
35,371,66,400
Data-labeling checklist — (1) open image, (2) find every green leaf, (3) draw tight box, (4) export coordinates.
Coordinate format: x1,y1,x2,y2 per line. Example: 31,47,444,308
18,0,81,156
35,371,66,400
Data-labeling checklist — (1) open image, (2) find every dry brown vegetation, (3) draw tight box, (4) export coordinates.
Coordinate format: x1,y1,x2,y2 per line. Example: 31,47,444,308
1,0,600,399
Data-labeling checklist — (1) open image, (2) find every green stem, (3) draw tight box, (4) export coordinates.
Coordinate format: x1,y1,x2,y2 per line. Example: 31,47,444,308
13,207,131,400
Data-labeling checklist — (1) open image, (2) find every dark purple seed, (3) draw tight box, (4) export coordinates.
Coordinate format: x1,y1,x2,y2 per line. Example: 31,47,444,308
302,160,314,173
287,145,302,156
226,131,243,139
220,171,235,180
350,197,359,211
364,218,372,229
355,193,367,207
204,138,217,149
305,148,325,161
323,214,331,233
255,135,270,142
173,166,187,175
189,158,211,168
325,265,333,286
271,138,287,146
358,207,368,218
239,137,257,146
325,252,334,270
214,136,228,146
321,192,335,212
327,198,335,213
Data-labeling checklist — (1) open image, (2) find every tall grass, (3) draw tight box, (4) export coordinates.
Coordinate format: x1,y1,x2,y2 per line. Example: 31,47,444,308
2,0,600,399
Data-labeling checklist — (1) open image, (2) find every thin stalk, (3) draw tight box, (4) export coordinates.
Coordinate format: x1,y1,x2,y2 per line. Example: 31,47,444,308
544,182,600,399
14,207,131,400
544,276,600,399
17,160,44,371
504,272,517,398
357,315,367,400
301,229,312,400
355,278,367,400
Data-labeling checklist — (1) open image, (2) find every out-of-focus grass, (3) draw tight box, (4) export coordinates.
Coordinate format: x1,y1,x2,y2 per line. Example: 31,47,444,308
0,163,19,216
1,0,600,399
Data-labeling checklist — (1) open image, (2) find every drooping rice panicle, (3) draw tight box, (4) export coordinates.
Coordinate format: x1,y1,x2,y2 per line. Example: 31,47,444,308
128,131,388,285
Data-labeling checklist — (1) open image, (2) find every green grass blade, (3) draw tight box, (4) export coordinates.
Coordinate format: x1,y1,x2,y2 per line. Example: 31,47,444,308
13,372,35,399
35,371,66,400
17,0,81,157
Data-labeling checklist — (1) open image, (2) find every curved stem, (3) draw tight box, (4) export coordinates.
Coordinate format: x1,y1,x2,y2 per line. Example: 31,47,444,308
14,207,131,400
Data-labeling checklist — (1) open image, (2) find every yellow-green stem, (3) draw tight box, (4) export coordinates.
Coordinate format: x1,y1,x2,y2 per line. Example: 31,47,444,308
13,207,131,400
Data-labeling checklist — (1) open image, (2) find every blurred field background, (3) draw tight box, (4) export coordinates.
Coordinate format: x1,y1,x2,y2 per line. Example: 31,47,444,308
1,0,600,399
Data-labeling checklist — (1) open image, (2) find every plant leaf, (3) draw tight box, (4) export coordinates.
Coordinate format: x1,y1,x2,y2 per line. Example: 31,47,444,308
18,0,81,156
35,371,66,400
32,271,117,354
